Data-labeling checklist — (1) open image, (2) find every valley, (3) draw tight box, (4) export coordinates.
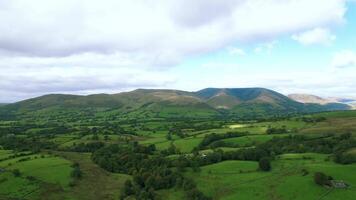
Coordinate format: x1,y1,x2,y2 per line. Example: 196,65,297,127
0,89,356,200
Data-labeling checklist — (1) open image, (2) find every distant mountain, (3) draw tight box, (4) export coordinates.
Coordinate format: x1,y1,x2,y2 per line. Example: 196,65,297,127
0,88,352,121
288,94,353,110
288,94,334,104
328,97,356,104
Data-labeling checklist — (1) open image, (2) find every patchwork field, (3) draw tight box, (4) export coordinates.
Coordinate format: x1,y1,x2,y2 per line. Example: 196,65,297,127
186,153,356,200
1,111,356,199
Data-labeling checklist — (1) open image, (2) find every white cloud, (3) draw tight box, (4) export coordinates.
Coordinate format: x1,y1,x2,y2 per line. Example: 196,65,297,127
0,0,347,59
227,47,246,56
254,41,278,54
0,0,351,101
0,53,176,102
292,28,336,45
331,50,356,68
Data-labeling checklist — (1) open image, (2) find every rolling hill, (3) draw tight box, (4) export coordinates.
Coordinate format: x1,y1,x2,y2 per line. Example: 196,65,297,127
0,88,351,121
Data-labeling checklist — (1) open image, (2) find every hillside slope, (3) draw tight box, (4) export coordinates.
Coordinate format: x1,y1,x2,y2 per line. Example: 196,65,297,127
0,88,351,121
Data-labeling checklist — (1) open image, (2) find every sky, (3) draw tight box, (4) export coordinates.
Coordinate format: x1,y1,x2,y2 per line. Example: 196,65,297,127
1,0,356,102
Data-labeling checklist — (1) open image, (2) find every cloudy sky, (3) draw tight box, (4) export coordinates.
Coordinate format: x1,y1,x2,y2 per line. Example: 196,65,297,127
1,0,356,102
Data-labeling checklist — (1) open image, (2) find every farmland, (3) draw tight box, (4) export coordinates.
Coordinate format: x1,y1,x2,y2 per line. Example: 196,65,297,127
0,110,356,199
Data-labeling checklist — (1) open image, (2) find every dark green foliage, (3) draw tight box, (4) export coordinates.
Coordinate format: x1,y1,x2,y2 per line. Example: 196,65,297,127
0,135,54,152
300,116,327,123
259,157,271,171
198,132,247,149
92,144,209,199
12,169,21,177
71,165,82,179
70,168,82,179
68,142,105,152
266,126,287,134
314,172,332,186
334,151,356,164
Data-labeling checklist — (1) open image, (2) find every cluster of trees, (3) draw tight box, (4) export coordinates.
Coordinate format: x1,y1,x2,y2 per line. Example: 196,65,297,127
265,126,288,134
70,162,82,179
66,142,105,152
259,157,271,171
300,116,326,123
168,128,187,139
314,172,333,186
197,132,247,150
334,151,356,164
92,144,210,200
176,133,356,169
0,135,54,152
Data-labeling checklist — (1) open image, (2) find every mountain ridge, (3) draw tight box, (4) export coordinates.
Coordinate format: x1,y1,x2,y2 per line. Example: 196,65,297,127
0,88,352,121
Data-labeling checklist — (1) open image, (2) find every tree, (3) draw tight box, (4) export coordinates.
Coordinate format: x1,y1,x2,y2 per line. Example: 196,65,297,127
314,172,331,186
71,166,82,179
104,135,110,141
259,157,271,171
166,133,172,140
12,169,21,177
122,180,134,196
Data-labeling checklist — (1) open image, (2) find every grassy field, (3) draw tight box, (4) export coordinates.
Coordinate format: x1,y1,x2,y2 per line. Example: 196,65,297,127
1,110,356,199
0,150,73,200
218,134,288,147
186,153,356,200
56,152,130,200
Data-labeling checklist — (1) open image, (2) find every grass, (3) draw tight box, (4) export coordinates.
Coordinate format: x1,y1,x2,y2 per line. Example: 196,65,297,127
7,155,72,188
185,153,356,200
157,188,186,200
300,117,356,134
218,134,287,147
0,171,40,200
55,151,131,200
0,152,73,200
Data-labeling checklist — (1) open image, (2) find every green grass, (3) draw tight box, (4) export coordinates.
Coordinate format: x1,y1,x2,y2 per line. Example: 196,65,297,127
218,134,287,147
0,150,14,160
55,151,131,200
185,153,356,200
0,153,73,200
300,117,356,134
7,155,72,188
312,110,356,118
157,188,186,200
0,171,40,200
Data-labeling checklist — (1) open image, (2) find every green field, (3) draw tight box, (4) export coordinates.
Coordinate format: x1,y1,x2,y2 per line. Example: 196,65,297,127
187,153,356,200
0,151,73,199
1,110,356,199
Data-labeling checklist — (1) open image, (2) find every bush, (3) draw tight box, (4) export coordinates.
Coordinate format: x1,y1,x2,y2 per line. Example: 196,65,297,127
71,167,82,179
259,157,271,171
12,169,21,177
68,181,76,187
314,172,332,186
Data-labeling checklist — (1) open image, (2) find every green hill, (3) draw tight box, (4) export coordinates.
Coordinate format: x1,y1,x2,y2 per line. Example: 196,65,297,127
0,88,351,121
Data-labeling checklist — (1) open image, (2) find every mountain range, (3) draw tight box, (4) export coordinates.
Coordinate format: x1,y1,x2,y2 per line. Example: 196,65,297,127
288,93,356,109
0,88,352,121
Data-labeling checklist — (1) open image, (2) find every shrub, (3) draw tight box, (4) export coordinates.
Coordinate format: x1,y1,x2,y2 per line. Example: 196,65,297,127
259,157,271,171
12,169,21,177
71,167,82,179
314,172,332,186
